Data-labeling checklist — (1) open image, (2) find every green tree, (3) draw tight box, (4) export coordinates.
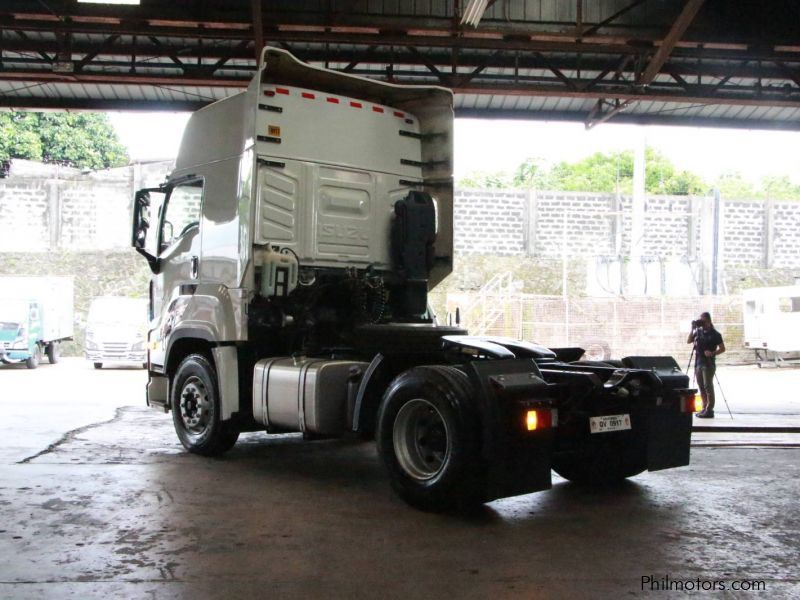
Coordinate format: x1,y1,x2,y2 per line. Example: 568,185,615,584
549,151,632,193
714,171,757,199
457,170,512,189
0,111,128,169
512,157,551,189
713,172,800,200
546,148,705,195
761,175,800,200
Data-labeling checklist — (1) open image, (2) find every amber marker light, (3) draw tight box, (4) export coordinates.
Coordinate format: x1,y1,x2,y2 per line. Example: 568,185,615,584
681,392,702,413
525,408,555,431
526,410,538,431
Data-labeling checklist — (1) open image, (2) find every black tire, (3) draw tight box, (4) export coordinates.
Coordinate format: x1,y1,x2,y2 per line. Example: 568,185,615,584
46,342,59,364
25,344,41,369
93,362,103,369
553,436,647,485
376,365,485,512
171,354,239,456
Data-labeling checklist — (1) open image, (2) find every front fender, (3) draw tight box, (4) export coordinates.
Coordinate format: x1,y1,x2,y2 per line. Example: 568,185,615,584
150,283,247,368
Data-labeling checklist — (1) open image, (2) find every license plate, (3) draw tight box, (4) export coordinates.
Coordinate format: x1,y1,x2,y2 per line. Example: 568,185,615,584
589,414,631,434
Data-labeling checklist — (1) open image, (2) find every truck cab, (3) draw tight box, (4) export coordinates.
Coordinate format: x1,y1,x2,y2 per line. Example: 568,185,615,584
85,296,148,369
0,277,73,369
0,300,42,368
132,47,696,511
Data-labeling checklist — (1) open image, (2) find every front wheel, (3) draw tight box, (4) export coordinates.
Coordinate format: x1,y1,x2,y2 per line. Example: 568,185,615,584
25,344,41,369
171,354,239,456
46,342,59,364
376,366,485,512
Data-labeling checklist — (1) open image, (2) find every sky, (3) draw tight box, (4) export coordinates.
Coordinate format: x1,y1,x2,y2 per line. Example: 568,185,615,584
108,112,800,184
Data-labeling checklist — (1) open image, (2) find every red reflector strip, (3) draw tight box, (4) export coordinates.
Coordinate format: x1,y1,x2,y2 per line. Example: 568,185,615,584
393,111,405,118
372,106,384,113
263,90,275,97
302,92,315,100
275,88,290,95
326,97,340,104
350,101,362,108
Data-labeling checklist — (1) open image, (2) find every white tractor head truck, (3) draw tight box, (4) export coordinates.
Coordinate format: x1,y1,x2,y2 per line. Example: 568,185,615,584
132,47,698,511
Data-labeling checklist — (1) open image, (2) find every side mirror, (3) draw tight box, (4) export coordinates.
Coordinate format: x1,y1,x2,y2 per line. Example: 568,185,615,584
132,188,162,274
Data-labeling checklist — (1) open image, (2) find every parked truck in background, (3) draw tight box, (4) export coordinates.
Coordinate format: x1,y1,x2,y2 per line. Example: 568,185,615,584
85,296,148,369
0,276,73,369
131,47,698,511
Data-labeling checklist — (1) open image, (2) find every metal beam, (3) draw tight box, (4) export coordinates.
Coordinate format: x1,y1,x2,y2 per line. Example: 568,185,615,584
639,0,706,86
2,96,799,133
3,67,798,111
581,0,650,37
455,107,800,131
587,0,706,128
1,0,799,130
251,0,264,63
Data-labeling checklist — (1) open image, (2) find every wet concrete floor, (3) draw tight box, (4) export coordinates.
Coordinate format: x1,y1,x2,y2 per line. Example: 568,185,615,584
1,360,799,598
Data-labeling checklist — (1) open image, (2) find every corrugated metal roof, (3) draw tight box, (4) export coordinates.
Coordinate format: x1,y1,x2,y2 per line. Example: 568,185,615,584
3,75,800,130
3,2,800,129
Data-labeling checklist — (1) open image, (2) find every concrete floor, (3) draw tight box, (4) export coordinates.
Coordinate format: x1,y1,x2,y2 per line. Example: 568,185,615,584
1,360,799,598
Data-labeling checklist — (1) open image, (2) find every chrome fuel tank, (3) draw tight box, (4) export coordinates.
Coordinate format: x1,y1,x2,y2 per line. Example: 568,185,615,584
253,357,368,435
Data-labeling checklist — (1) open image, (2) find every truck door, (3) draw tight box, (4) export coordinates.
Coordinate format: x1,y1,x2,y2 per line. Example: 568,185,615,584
28,303,41,353
150,178,204,367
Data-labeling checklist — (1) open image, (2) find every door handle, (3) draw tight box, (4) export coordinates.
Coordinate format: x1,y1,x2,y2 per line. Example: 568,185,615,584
190,256,199,279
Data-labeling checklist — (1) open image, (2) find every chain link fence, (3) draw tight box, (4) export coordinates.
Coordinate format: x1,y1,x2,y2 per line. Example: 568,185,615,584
447,292,745,365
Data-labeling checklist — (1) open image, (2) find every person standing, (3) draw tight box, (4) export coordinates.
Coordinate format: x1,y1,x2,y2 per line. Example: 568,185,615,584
687,311,725,418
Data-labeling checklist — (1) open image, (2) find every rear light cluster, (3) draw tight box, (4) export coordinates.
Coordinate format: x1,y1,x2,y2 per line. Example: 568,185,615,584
681,392,703,413
525,408,558,431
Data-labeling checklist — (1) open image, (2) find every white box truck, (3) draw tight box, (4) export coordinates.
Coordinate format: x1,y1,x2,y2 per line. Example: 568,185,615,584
131,47,697,511
85,296,148,369
0,276,73,368
743,284,800,366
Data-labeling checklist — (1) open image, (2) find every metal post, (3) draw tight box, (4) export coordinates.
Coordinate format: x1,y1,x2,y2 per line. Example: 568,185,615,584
711,188,721,295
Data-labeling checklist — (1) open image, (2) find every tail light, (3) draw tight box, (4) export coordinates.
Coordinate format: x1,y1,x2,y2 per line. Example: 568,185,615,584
681,392,702,413
525,408,558,431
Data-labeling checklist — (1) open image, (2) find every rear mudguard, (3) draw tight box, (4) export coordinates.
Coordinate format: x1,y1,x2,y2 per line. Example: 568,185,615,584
463,356,694,502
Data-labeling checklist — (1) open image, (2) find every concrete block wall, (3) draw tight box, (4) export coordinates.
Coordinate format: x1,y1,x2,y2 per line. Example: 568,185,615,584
532,192,616,256
1,162,798,272
454,190,527,255
0,159,173,253
642,196,693,258
0,182,49,251
773,202,800,268
454,189,800,270
722,200,766,266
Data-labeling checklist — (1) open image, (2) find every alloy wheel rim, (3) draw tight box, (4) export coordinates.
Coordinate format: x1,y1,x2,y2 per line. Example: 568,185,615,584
393,398,451,481
179,376,212,437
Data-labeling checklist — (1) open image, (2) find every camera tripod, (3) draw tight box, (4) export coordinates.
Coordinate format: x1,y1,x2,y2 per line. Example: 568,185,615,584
686,332,733,420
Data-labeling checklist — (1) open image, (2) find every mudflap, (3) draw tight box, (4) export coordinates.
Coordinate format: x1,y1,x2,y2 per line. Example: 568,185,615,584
646,409,692,471
465,359,558,502
622,355,694,472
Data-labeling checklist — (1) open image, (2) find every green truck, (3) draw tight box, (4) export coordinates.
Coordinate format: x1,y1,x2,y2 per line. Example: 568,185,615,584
0,277,73,369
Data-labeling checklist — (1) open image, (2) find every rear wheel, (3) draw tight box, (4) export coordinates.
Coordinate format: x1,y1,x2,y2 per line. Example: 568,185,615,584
25,344,41,369
171,354,239,456
46,342,59,364
377,365,485,512
93,362,103,369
